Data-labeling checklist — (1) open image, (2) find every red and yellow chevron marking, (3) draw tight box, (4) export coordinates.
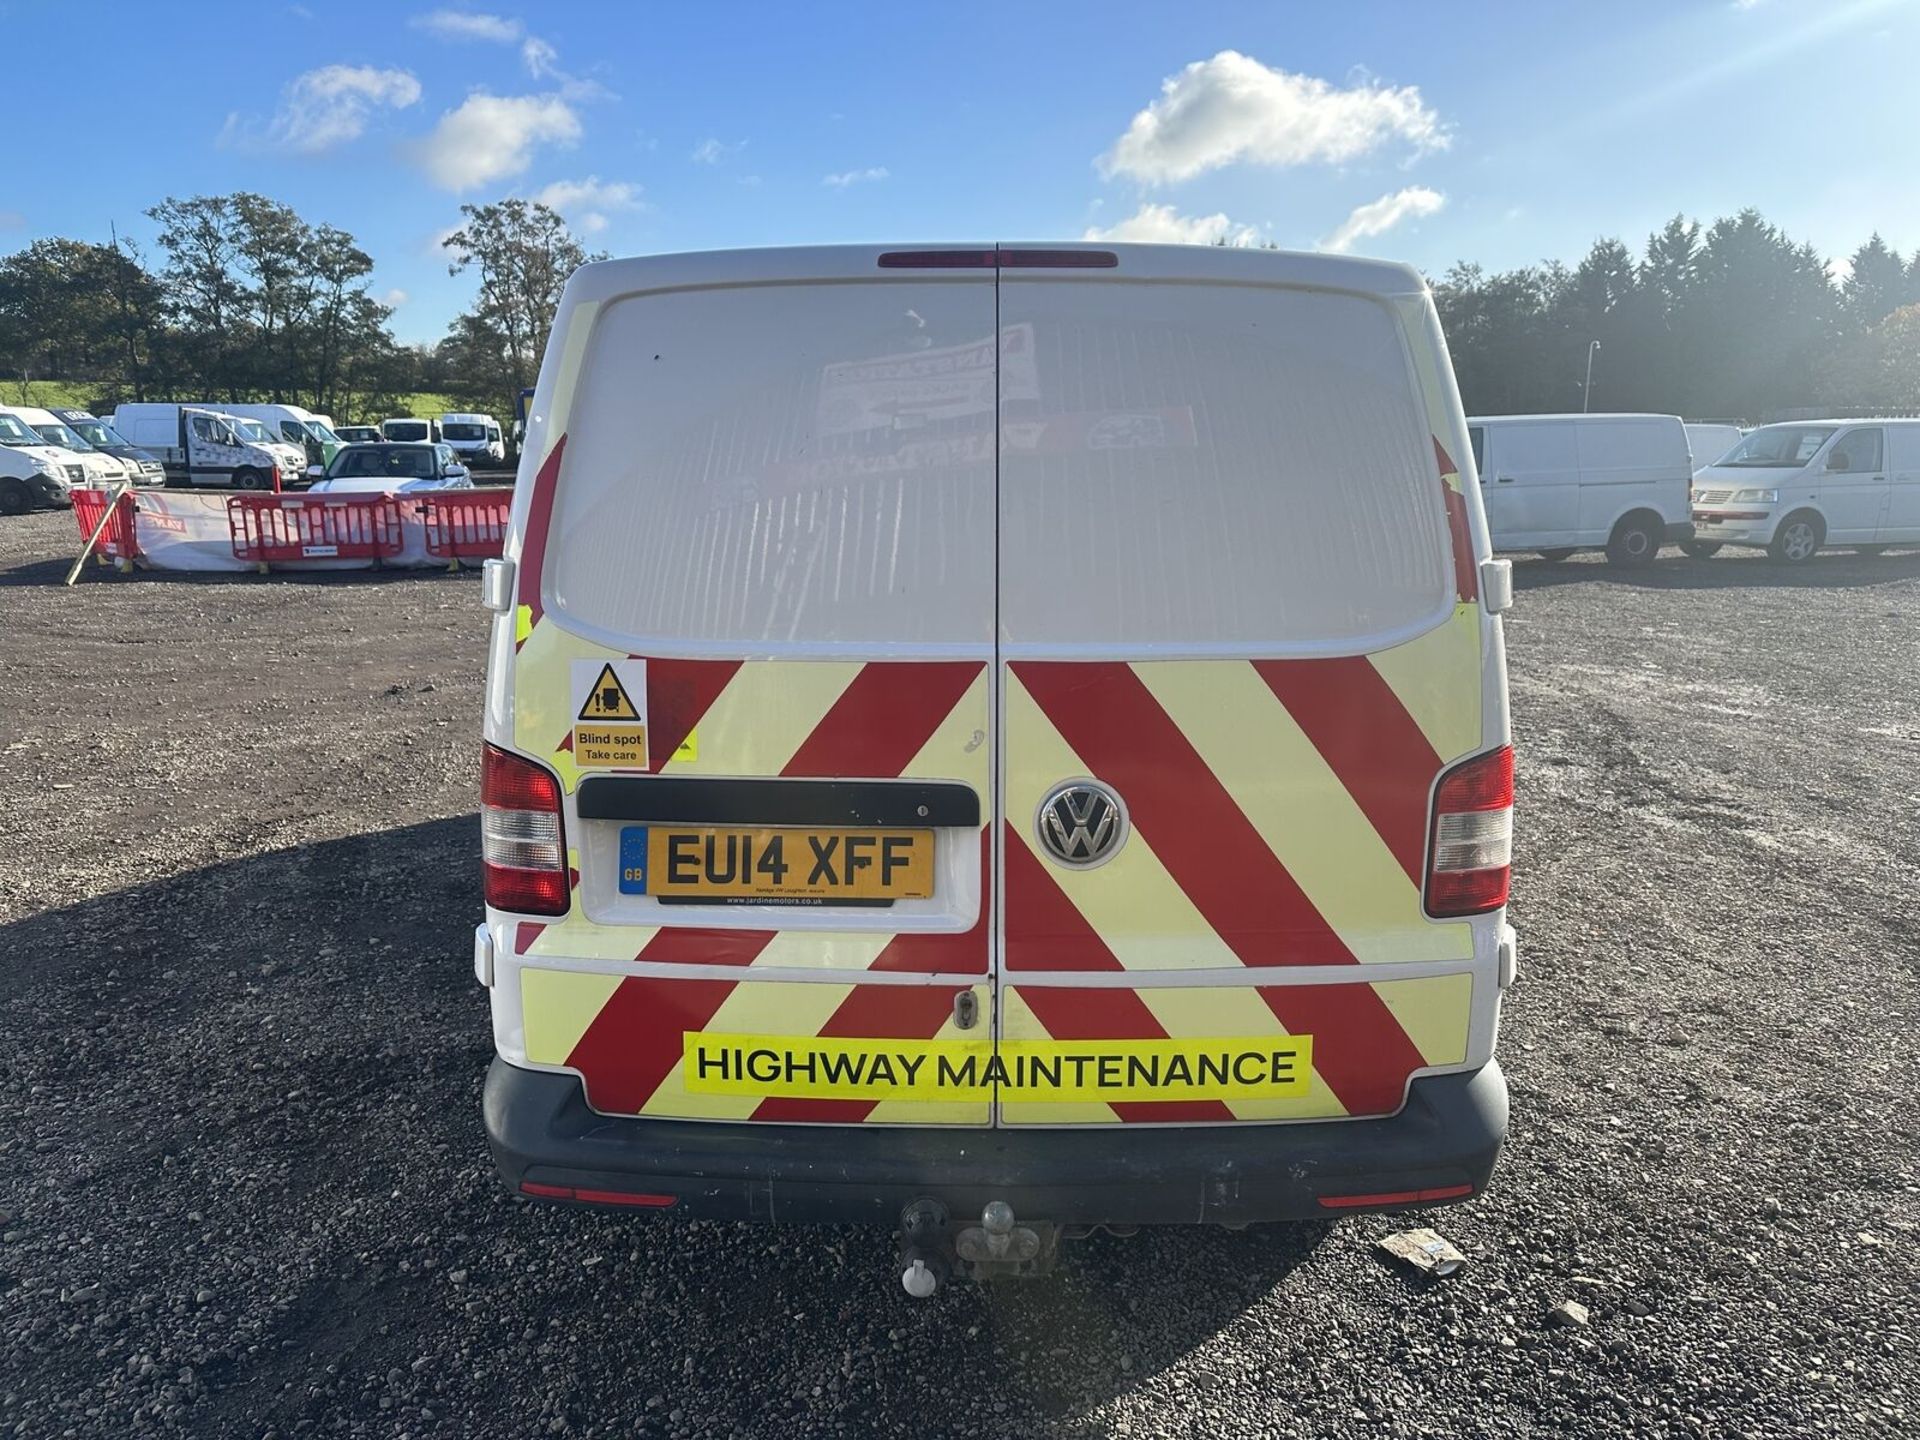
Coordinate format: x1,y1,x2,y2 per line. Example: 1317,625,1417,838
503,413,1487,1126
510,636,993,972
1005,607,1480,973
1436,437,1478,603
520,969,992,1125
1001,973,1472,1124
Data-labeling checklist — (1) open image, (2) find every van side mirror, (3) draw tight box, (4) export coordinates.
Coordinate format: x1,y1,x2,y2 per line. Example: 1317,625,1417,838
1827,451,1850,472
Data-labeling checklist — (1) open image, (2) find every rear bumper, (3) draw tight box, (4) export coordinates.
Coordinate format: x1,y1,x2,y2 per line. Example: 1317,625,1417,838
1664,519,1696,543
484,1057,1508,1226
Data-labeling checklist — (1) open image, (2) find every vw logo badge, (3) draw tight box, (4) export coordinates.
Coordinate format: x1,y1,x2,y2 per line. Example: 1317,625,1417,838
1036,779,1127,870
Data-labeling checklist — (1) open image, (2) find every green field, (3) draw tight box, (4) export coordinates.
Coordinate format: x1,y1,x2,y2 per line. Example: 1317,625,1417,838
5,381,463,426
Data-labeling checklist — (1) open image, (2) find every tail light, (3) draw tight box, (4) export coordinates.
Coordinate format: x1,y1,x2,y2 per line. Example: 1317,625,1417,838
1425,745,1513,917
483,743,570,915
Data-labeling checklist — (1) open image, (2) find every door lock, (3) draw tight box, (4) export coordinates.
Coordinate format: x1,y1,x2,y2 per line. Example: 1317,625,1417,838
953,991,979,1030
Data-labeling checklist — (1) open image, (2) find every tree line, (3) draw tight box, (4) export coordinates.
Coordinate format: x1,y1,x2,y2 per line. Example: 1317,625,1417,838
1434,211,1920,420
0,198,1915,428
0,192,589,430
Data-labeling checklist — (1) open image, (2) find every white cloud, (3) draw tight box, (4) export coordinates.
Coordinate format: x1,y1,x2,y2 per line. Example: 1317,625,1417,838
532,176,642,234
823,166,889,188
1083,202,1260,247
409,12,605,96
412,9,522,42
1320,185,1446,254
1100,50,1446,184
225,64,421,154
521,35,558,77
380,288,410,308
411,92,581,190
690,137,743,164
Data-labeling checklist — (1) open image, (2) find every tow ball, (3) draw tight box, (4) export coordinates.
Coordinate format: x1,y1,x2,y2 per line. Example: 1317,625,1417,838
897,1198,1061,1295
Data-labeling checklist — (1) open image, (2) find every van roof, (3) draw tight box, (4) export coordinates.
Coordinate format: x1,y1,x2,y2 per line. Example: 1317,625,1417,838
556,242,1432,303
1748,416,1920,428
1469,413,1682,425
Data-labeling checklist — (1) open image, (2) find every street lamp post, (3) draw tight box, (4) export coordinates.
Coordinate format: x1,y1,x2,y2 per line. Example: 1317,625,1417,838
1583,340,1601,413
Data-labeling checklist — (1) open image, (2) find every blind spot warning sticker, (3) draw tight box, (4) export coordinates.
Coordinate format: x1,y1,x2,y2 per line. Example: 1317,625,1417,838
572,659,648,768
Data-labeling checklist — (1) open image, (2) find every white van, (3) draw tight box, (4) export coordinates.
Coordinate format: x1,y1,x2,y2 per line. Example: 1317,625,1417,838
0,411,87,514
111,403,309,489
1684,423,1744,473
0,406,128,486
1467,413,1693,565
381,416,439,444
211,403,345,472
437,412,505,466
1689,419,1920,562
474,244,1517,1285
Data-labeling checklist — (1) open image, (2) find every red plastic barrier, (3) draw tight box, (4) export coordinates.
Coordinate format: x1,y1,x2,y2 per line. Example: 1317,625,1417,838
71,487,142,564
420,489,513,561
227,493,403,566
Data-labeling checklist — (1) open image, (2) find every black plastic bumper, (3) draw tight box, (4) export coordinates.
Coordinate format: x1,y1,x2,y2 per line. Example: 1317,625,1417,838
484,1057,1508,1226
1665,519,1696,542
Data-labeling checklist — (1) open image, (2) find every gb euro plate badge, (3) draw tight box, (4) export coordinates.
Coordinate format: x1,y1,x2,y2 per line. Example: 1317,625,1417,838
570,659,648,769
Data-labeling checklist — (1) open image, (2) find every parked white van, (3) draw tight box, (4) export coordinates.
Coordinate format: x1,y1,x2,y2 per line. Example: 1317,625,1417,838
381,416,439,444
0,411,87,514
210,403,344,472
1684,423,1744,473
437,412,505,466
1467,413,1693,565
0,406,128,486
475,244,1517,1282
112,403,309,489
1689,419,1920,562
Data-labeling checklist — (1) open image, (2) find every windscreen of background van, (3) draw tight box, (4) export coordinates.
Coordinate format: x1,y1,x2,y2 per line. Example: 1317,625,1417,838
543,277,1453,651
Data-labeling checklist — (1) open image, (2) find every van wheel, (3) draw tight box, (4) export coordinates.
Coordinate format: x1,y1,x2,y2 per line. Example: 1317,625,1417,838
0,478,29,516
1538,548,1576,562
1605,513,1662,567
232,468,266,491
1679,541,1722,559
1768,512,1824,564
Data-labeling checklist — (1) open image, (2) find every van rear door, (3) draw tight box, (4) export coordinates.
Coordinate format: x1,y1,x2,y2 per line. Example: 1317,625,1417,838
503,253,999,1125
993,251,1488,1126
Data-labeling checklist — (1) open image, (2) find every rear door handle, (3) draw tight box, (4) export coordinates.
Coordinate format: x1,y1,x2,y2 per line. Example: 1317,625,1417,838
1496,475,1515,483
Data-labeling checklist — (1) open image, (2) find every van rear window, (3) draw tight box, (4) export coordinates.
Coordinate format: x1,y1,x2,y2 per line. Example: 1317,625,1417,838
544,278,1453,651
547,281,997,648
999,281,1452,647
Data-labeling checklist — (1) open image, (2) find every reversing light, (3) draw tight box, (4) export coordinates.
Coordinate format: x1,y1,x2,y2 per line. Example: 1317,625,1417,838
482,743,570,915
1424,745,1513,917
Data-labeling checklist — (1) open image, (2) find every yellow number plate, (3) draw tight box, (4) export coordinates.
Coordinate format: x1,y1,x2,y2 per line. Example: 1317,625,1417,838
620,825,934,903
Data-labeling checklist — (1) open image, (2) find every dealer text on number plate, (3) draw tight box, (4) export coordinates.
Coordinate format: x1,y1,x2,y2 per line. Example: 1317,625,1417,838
618,825,934,902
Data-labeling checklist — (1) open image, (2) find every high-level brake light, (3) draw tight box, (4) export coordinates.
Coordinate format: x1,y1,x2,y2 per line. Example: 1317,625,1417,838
877,248,1119,269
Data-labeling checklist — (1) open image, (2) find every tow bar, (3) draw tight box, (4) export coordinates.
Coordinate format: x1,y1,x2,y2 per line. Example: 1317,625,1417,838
897,1198,1062,1295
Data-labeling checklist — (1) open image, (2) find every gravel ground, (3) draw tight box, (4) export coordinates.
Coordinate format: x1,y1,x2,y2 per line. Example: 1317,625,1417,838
1,508,1916,1439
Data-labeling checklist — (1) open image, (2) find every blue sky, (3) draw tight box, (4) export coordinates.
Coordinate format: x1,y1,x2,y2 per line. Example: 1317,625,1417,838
4,0,1916,342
